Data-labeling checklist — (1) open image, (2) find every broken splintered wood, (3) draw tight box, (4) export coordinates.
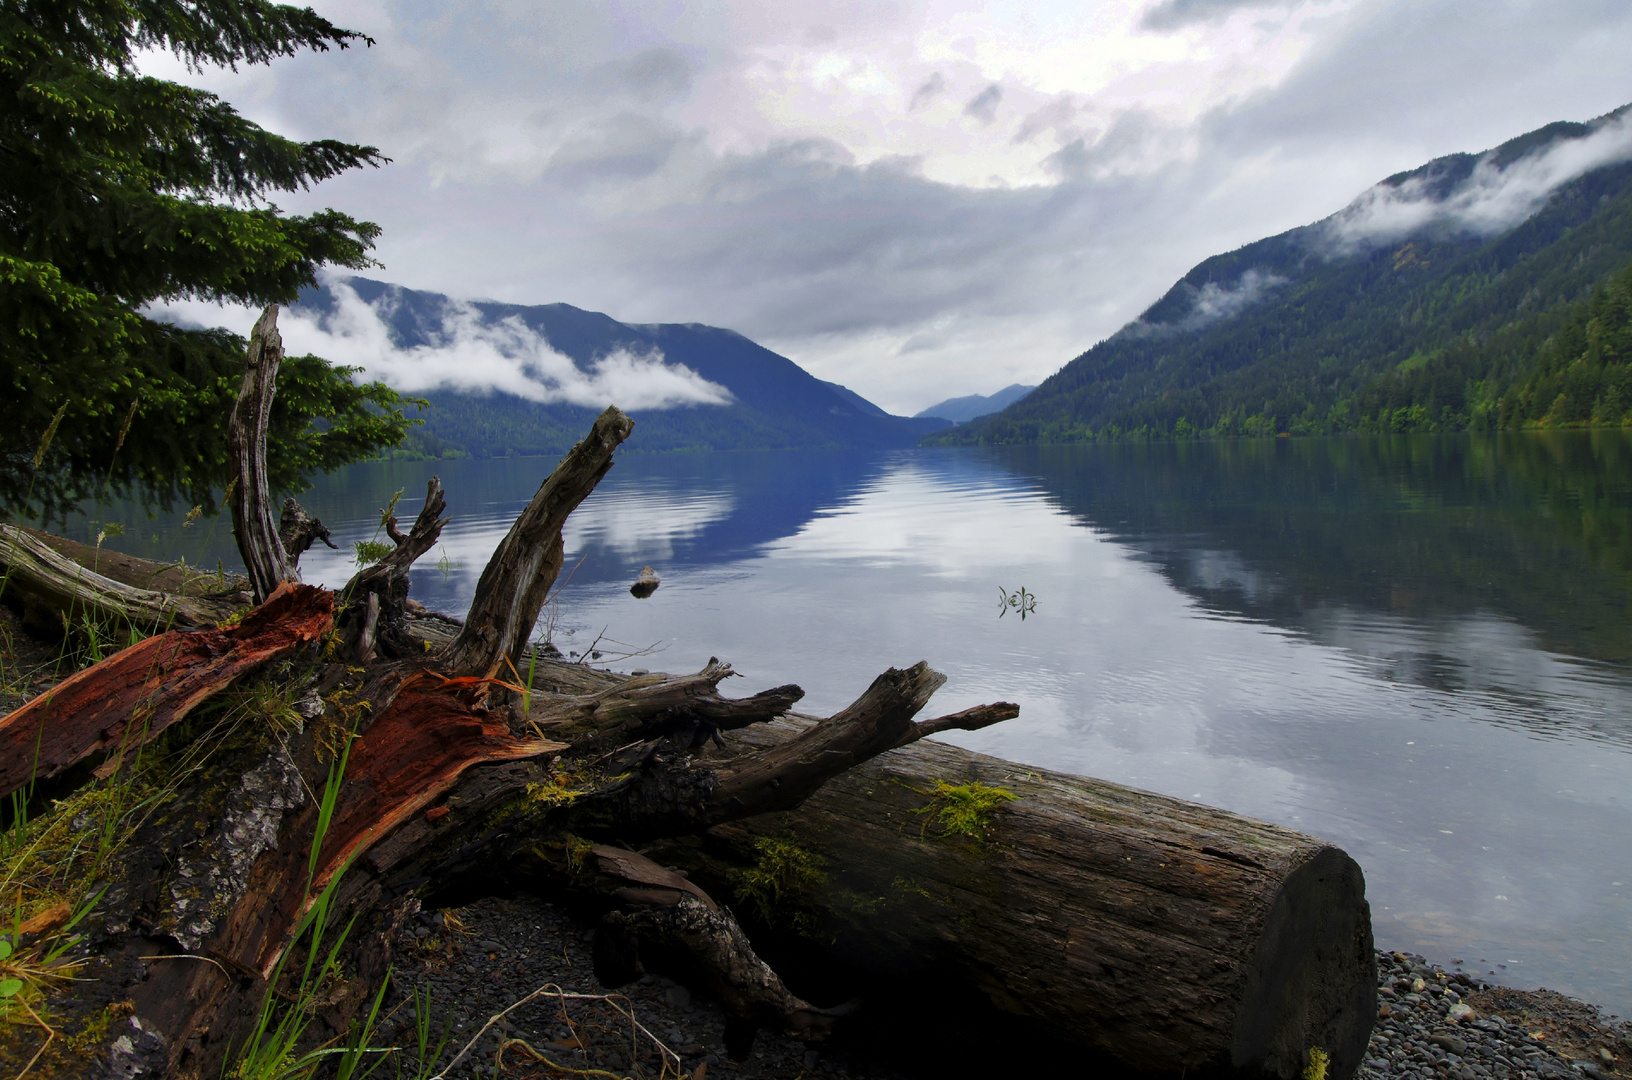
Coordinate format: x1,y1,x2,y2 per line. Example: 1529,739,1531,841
0,582,332,798
228,305,297,603
336,477,449,663
446,406,635,679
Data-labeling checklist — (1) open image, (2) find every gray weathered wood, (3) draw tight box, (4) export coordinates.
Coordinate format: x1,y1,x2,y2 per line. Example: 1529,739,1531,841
445,406,634,678
227,305,297,602
0,523,226,632
654,722,1377,1080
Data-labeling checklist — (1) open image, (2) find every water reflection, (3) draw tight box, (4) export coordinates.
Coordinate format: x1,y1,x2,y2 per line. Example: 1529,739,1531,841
62,432,1632,1013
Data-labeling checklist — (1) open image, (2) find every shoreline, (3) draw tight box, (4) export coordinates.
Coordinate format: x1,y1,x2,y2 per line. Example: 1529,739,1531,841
378,891,1632,1080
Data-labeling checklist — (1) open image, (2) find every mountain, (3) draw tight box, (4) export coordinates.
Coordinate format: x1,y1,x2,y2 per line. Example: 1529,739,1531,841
934,105,1632,445
914,383,1037,424
293,278,950,458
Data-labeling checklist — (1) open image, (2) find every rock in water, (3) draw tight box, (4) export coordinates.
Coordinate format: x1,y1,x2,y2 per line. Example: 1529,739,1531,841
631,566,661,598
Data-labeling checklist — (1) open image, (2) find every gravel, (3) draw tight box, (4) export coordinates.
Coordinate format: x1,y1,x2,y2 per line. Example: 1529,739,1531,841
1362,952,1630,1080
376,894,908,1080
384,894,1632,1080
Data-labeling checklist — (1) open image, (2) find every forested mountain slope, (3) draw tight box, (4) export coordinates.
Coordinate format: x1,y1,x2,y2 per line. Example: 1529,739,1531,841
936,106,1632,444
294,279,946,457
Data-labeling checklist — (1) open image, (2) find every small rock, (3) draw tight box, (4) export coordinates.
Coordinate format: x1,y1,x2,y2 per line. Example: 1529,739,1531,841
630,566,661,598
1431,1035,1469,1055
804,1050,821,1069
1448,1003,1478,1023
664,985,692,1009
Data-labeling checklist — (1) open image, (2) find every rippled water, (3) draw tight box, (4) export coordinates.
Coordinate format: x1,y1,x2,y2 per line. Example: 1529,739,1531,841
80,431,1632,1014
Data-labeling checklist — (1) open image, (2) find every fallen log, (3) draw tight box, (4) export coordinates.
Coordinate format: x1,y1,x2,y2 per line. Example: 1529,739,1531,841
0,523,232,633
648,721,1377,1080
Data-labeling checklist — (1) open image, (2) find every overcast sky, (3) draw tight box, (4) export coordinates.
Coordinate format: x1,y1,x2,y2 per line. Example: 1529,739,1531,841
150,0,1632,414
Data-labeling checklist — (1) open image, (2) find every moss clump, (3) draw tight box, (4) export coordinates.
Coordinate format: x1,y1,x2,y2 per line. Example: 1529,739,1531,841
1303,1047,1329,1080
913,780,1018,841
524,773,594,809
730,836,828,928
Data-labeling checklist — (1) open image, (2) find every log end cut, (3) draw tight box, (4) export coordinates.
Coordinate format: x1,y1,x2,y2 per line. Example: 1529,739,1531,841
1232,846,1376,1080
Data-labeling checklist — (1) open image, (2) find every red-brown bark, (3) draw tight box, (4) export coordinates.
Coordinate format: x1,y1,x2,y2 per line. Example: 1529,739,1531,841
0,582,332,798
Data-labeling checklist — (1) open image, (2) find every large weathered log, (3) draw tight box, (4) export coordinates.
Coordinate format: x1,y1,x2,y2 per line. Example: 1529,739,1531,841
0,523,229,633
445,406,634,678
652,721,1378,1080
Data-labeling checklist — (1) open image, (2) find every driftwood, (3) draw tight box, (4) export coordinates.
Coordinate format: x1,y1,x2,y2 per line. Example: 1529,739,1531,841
0,324,1376,1080
0,524,230,633
650,723,1377,1079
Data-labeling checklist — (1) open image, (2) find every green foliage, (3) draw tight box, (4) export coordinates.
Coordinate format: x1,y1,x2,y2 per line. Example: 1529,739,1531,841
1304,1046,1330,1080
351,539,393,567
730,836,829,927
935,124,1632,448
912,780,1017,841
0,0,417,519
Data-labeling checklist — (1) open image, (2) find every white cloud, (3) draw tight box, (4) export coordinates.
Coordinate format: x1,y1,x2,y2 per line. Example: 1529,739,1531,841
151,283,734,412
1120,267,1288,337
1324,111,1632,249
278,283,733,410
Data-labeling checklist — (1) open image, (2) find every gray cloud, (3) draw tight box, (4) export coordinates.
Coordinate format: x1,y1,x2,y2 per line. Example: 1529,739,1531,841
543,112,691,187
1140,0,1300,31
620,48,694,100
909,71,946,111
963,84,1003,126
1014,97,1081,145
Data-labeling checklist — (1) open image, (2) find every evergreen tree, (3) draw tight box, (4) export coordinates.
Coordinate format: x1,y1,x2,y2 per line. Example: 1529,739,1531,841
1,0,416,518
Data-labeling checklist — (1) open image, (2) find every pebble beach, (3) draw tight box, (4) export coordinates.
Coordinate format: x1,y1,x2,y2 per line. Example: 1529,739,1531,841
382,893,1632,1080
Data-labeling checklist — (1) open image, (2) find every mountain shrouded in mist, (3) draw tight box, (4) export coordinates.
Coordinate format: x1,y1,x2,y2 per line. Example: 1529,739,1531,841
287,279,948,457
934,104,1632,445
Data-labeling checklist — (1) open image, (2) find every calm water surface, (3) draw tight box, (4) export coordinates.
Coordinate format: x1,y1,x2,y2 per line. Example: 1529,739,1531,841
84,432,1632,1014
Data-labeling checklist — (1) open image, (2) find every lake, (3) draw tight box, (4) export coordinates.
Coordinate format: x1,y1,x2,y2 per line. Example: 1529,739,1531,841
78,430,1632,1015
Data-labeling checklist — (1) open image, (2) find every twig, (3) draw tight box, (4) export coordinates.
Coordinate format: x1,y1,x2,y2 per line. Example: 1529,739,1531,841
138,953,230,977
429,984,681,1080
11,997,56,1080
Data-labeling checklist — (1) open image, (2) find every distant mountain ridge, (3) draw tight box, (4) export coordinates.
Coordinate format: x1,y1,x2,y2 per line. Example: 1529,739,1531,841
915,383,1036,424
935,103,1632,444
294,278,949,457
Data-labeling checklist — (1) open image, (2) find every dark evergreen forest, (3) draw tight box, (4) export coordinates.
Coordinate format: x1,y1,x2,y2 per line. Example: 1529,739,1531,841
936,110,1632,446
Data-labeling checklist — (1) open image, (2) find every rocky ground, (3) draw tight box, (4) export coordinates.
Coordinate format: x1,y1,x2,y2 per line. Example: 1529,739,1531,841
386,893,1632,1080
375,893,909,1080
1363,952,1631,1080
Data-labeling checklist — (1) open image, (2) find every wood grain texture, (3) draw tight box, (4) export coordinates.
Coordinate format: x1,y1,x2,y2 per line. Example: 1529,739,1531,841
0,582,332,798
227,306,297,602
446,406,634,678
0,524,226,632
663,722,1376,1080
